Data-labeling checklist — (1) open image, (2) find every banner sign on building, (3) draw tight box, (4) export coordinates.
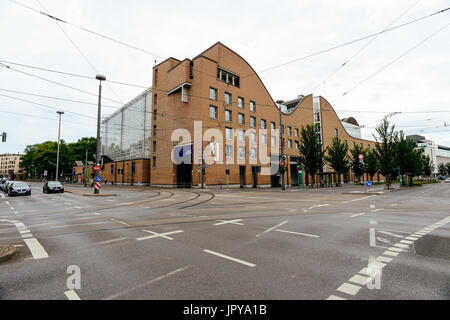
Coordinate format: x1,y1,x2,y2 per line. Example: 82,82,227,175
173,144,192,165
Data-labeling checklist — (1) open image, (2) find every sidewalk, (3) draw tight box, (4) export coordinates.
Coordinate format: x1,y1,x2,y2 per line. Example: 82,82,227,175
65,186,117,197
0,245,17,263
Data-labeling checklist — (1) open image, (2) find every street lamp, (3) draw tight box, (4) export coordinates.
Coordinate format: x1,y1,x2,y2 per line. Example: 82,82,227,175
56,111,64,182
276,99,286,191
94,74,106,194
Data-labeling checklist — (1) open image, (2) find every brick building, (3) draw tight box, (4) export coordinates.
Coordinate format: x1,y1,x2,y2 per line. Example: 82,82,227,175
0,153,24,179
75,42,377,187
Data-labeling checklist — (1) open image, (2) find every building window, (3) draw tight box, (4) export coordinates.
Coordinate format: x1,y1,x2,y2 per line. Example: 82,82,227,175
295,128,299,137
225,127,233,140
295,141,299,150
368,144,370,149
239,146,246,159
154,94,157,106
261,134,267,145
210,105,218,119
250,148,257,160
288,140,292,149
152,156,156,168
226,145,233,158
250,101,255,112
250,132,257,144
153,109,157,121
225,110,232,122
238,113,245,125
153,141,156,153
360,143,363,148
271,122,276,131
154,69,158,87
224,92,232,105
238,97,244,109
261,119,266,129
217,67,240,88
209,87,217,101
287,126,292,136
335,128,338,137
271,136,276,147
153,125,157,136
238,129,245,142
250,116,256,128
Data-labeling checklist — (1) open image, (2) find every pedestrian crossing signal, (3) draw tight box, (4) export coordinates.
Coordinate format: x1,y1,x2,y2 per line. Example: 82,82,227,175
1,132,6,142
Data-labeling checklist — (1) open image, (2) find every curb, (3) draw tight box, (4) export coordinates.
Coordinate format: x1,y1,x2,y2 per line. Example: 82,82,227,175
0,245,17,264
81,194,117,197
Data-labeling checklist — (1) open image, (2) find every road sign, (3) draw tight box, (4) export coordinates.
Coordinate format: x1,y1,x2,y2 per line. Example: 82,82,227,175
366,181,373,188
93,164,100,172
95,176,102,182
94,181,101,191
358,154,364,160
43,170,48,176
280,162,285,167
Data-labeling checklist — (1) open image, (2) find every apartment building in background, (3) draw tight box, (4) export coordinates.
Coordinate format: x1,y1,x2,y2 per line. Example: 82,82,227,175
0,153,24,179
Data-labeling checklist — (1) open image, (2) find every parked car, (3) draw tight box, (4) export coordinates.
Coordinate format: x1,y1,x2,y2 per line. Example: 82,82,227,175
0,178,7,191
8,182,31,197
43,181,64,193
445,178,450,183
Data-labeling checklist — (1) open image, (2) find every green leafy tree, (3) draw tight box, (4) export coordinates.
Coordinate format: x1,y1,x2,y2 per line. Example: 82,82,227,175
446,163,450,176
350,144,366,182
393,132,423,186
374,119,396,189
298,123,325,186
20,144,39,177
67,137,97,164
325,137,350,186
437,163,447,176
421,154,433,177
365,148,379,181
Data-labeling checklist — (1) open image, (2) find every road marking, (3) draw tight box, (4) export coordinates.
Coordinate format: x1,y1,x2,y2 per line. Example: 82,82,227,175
74,206,81,209
378,231,404,238
115,221,130,226
256,220,288,237
326,295,347,300
93,212,101,215
23,238,49,259
136,229,184,241
378,228,411,234
388,247,403,252
214,219,244,226
307,204,329,210
349,274,370,286
341,195,377,203
391,203,398,207
405,236,419,241
394,243,409,249
5,200,9,205
399,240,413,244
10,207,14,210
64,290,81,300
336,283,361,295
14,211,18,214
96,237,128,245
350,212,366,218
203,249,256,267
273,229,319,238
0,193,4,198
103,266,190,300
376,256,392,263
383,250,398,257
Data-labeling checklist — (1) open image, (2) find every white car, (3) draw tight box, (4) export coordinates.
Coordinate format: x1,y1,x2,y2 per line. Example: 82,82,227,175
445,178,450,183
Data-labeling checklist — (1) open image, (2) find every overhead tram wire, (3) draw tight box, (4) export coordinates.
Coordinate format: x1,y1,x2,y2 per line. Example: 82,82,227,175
308,0,423,94
8,0,449,83
34,0,123,104
0,62,122,105
340,20,450,99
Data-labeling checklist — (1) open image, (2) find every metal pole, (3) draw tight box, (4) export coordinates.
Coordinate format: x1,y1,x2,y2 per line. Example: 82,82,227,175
201,134,204,189
398,165,402,188
56,111,64,182
298,167,300,189
84,148,87,187
302,164,305,190
94,75,106,194
276,100,285,191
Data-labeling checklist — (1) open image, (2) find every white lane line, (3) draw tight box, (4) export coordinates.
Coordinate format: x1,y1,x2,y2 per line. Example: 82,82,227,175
14,211,18,214
341,195,377,204
115,221,130,226
64,290,81,300
399,240,413,244
93,212,101,215
103,266,190,300
273,229,319,238
383,250,399,257
23,238,49,259
391,203,398,207
256,220,288,237
336,283,361,295
0,193,4,198
10,207,14,210
203,249,256,267
378,230,404,238
5,200,9,205
307,204,329,210
74,206,81,209
136,229,184,241
388,247,404,252
326,295,347,300
376,256,393,263
349,274,370,286
96,237,128,245
394,243,409,249
214,219,244,226
350,212,366,218
378,228,411,234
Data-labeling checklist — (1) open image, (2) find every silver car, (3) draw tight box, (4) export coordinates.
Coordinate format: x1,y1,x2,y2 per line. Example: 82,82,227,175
445,178,450,183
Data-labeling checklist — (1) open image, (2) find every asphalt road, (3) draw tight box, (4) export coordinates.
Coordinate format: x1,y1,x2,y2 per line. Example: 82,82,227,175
0,182,449,300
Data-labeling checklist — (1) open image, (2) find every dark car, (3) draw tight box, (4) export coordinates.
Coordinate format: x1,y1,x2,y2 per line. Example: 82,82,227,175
8,182,31,197
43,181,64,193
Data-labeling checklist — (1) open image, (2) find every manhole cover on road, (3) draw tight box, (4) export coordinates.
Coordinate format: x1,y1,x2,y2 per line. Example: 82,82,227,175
0,245,17,263
415,235,450,260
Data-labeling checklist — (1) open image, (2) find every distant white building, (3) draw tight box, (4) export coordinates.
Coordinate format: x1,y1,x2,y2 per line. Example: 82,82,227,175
340,117,361,139
407,135,445,176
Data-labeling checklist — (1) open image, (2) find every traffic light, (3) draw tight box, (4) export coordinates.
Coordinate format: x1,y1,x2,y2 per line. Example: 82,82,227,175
1,132,6,142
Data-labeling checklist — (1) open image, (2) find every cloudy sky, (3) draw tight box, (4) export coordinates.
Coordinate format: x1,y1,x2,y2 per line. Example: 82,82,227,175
1,0,449,155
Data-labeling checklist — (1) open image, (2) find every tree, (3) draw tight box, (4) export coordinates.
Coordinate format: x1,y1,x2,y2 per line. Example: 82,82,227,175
446,163,450,176
438,163,447,176
374,119,396,189
421,154,433,177
298,123,325,186
20,144,39,178
365,148,379,181
67,137,97,164
325,137,350,186
393,132,422,186
350,144,366,182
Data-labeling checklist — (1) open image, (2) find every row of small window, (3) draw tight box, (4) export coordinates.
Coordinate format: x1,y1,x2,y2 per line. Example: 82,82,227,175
217,68,240,88
226,145,257,160
224,128,299,149
209,88,255,112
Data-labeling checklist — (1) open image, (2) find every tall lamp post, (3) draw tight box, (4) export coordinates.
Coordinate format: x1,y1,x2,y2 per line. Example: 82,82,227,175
56,111,64,182
94,74,106,194
276,100,286,191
